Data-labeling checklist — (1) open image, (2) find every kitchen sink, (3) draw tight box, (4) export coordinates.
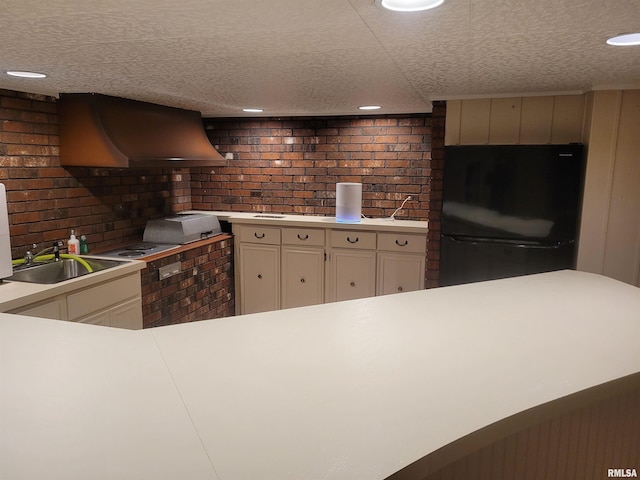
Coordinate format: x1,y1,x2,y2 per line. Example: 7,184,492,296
8,257,128,284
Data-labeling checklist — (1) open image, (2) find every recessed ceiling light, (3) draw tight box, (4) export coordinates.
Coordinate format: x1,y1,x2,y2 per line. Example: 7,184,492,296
6,70,47,78
377,0,445,12
606,33,640,46
242,108,264,113
358,105,382,110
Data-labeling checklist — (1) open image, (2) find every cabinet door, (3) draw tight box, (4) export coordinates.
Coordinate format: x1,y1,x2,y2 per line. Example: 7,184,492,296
331,249,376,302
377,252,425,296
239,243,280,314
9,297,67,320
77,309,110,327
281,246,324,309
67,273,140,321
75,297,143,329
110,297,143,330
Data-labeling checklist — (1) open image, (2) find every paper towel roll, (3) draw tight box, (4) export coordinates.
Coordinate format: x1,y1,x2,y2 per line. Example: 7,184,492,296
0,184,13,279
336,182,362,223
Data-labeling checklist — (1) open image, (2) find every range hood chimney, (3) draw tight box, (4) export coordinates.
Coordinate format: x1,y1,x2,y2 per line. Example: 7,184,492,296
58,93,226,168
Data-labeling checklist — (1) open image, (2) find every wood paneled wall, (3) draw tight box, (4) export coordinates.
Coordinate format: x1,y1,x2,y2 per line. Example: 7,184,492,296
417,385,640,480
445,95,586,146
443,91,640,288
578,90,640,287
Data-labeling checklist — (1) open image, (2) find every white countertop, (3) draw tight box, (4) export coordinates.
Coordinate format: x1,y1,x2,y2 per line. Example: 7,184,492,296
186,210,428,233
1,270,639,480
0,257,145,312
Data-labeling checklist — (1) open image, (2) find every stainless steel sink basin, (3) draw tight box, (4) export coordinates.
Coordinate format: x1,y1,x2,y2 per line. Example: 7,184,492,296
8,257,128,284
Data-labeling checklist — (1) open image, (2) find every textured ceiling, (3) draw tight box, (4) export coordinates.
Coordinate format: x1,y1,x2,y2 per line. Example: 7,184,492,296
1,0,639,116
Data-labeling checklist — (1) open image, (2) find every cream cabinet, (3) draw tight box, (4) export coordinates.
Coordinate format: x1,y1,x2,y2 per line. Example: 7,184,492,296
238,243,280,314
75,297,142,329
233,220,427,313
376,233,426,295
7,272,143,329
328,230,376,302
77,309,110,327
235,225,281,314
281,227,325,309
10,296,67,320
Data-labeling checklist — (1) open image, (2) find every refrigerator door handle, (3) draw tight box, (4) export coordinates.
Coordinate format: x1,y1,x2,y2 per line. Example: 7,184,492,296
443,234,574,249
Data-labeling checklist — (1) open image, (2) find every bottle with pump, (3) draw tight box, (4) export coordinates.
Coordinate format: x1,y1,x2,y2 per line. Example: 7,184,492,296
68,230,80,255
80,235,88,254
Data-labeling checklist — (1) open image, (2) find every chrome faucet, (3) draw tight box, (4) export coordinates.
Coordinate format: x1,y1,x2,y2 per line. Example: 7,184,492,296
24,244,37,265
26,241,64,263
52,242,61,261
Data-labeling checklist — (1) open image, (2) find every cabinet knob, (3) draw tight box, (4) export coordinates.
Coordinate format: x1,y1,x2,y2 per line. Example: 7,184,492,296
347,236,359,244
350,281,356,287
395,239,408,247
300,278,305,283
297,234,309,240
398,286,403,292
254,232,265,239
257,274,263,279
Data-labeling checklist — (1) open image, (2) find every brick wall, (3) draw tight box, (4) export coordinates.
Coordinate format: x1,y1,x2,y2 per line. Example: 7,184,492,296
427,101,445,288
196,114,435,219
141,237,234,328
1,88,445,287
199,107,445,287
0,89,187,258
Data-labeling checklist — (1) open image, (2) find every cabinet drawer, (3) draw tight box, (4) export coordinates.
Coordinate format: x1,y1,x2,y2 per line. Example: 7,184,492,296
377,233,426,253
67,274,140,320
282,227,325,246
236,225,281,245
330,230,376,249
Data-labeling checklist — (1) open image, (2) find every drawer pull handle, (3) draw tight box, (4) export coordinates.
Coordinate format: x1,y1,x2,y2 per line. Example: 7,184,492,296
300,278,305,283
297,234,309,240
395,239,408,247
254,232,265,239
350,281,356,287
347,236,359,244
257,274,263,279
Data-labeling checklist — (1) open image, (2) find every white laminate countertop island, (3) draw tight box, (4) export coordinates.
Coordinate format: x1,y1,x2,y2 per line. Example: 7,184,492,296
1,270,640,480
185,210,428,233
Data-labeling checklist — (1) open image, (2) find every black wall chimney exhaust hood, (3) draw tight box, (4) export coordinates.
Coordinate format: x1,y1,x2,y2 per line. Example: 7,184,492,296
58,93,226,168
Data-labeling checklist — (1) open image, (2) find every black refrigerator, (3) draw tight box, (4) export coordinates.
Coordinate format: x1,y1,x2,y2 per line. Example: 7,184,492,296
439,144,585,287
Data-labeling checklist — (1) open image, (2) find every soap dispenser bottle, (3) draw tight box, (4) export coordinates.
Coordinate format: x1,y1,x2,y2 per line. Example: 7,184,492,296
68,230,80,255
80,235,89,254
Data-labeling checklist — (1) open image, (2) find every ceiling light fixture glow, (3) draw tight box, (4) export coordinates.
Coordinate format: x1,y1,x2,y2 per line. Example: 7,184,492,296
358,105,382,110
378,0,445,12
242,108,264,113
606,33,640,46
6,70,47,78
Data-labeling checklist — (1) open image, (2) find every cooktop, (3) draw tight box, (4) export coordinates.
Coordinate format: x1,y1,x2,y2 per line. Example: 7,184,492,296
97,243,181,260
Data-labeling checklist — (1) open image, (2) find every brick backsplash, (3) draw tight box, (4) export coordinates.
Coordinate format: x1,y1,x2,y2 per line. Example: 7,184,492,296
0,89,188,258
197,114,435,219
